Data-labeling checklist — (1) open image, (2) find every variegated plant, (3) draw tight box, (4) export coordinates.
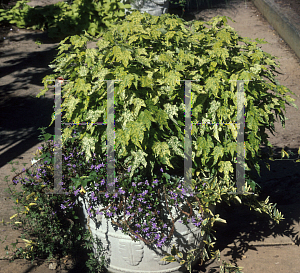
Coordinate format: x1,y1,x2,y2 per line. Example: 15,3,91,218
35,10,297,272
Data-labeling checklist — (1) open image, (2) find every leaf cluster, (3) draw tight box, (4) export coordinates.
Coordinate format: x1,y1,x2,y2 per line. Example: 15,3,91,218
0,0,131,39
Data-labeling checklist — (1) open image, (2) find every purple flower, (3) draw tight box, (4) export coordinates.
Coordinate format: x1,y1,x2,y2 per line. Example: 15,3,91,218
194,221,201,227
156,241,163,247
142,190,148,196
60,204,66,210
113,193,118,198
143,227,149,232
95,163,105,170
161,236,167,243
91,192,97,201
106,211,113,217
118,188,125,194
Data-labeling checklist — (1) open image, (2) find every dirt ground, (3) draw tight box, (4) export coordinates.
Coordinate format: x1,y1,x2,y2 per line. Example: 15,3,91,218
0,0,300,272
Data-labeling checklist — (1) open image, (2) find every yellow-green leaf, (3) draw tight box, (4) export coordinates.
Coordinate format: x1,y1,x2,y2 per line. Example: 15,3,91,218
10,214,19,220
213,124,221,143
228,122,237,140
281,148,289,159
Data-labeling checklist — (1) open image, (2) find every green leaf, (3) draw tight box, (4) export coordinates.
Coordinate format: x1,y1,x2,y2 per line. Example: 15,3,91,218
78,65,89,77
152,141,174,169
213,124,221,143
160,256,176,262
162,172,170,181
211,146,224,166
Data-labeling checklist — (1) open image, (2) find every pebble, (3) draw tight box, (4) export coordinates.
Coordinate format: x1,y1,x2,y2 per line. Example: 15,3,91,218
48,262,57,270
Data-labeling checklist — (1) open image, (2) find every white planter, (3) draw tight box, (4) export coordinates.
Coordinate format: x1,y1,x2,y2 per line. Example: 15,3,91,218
76,176,214,273
121,0,169,17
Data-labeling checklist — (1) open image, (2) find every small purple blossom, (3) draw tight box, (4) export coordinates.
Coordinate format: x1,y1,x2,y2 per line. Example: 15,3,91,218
91,192,97,201
118,188,125,194
106,211,113,217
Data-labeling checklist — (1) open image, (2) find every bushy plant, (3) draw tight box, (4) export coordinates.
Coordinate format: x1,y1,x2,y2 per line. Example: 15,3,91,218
0,0,132,39
32,10,296,271
38,11,297,191
2,9,298,273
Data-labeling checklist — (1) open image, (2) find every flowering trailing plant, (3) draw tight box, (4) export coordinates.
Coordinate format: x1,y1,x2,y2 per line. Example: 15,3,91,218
32,127,213,248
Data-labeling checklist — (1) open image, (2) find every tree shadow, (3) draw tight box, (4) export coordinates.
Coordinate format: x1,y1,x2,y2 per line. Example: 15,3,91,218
0,29,60,169
168,0,240,23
